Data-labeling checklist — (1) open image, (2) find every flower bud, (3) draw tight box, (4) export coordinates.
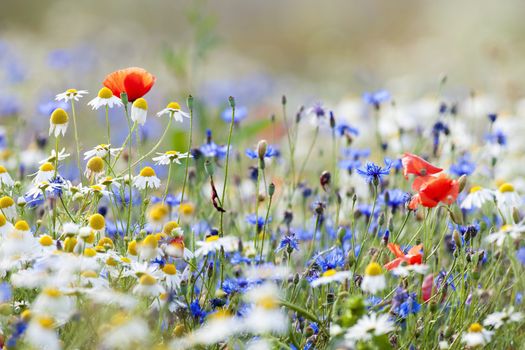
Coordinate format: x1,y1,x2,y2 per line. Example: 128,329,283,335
257,140,267,160
268,182,275,197
187,95,194,110
228,96,235,108
120,91,128,105
204,160,215,177
458,175,467,193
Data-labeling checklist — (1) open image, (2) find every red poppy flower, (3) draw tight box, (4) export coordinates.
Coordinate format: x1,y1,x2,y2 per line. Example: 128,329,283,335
103,67,155,102
401,152,442,179
384,243,423,270
408,173,459,209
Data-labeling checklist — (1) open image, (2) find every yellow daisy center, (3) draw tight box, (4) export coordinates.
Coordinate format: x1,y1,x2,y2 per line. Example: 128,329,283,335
87,156,104,173
81,270,98,278
162,263,177,275
39,162,55,172
0,196,14,208
14,220,29,231
499,183,515,193
66,88,78,95
365,262,382,276
179,203,194,216
98,87,113,99
50,108,69,124
149,204,169,221
206,235,219,243
0,165,7,173
89,213,105,230
43,288,62,298
133,98,148,110
322,269,337,277
139,166,156,177
163,221,179,235
142,234,158,249
106,257,118,267
0,214,6,226
139,274,157,286
39,235,53,246
166,102,181,110
121,257,131,263
469,186,482,194
128,240,138,255
21,310,31,321
37,316,55,329
64,237,77,252
468,323,483,333
257,296,278,309
98,237,114,249
84,248,97,257
500,224,512,232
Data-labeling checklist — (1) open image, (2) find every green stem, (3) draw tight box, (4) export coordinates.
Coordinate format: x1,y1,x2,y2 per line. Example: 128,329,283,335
179,100,194,224
219,103,235,235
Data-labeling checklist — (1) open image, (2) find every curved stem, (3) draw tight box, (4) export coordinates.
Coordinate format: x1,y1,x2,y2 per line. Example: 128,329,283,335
219,105,235,235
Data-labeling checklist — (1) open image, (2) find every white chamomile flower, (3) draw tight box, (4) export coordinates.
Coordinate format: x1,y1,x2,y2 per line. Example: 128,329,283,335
361,262,386,294
461,186,494,210
0,196,17,220
194,233,239,257
156,102,190,122
55,88,88,102
100,315,149,350
132,273,165,297
391,263,429,277
0,165,14,187
160,263,182,290
84,144,122,160
48,108,69,137
25,315,61,350
131,98,148,125
461,323,493,347
311,269,352,287
485,222,525,246
344,313,395,345
152,150,192,165
133,166,161,190
0,213,14,238
33,162,56,184
495,182,522,212
39,148,70,164
483,307,523,329
87,87,123,110
85,156,105,179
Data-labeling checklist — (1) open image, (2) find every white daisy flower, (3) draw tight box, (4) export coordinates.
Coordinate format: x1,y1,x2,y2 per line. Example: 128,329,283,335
391,263,429,277
311,269,352,287
100,315,149,350
161,263,182,290
460,186,494,210
361,262,386,294
462,323,493,347
483,307,523,329
243,283,288,334
55,88,88,102
485,222,525,246
152,150,192,165
0,165,14,187
0,213,14,238
131,98,148,125
0,195,17,220
25,316,61,350
39,148,70,164
87,87,123,109
33,162,56,184
156,101,191,122
32,287,76,323
133,166,161,190
194,234,239,257
85,156,105,179
84,144,122,160
495,182,522,213
48,108,69,137
132,273,165,297
344,313,395,345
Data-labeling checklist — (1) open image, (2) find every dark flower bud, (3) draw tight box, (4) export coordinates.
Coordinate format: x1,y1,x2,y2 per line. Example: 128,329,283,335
120,92,128,105
187,95,194,110
228,96,235,108
320,171,331,192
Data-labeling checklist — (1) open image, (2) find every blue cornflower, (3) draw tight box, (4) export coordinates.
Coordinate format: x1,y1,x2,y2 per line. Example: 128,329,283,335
341,147,371,160
200,141,228,159
517,247,525,266
221,105,248,123
450,154,476,177
0,282,11,302
276,233,299,253
308,102,326,118
385,157,403,172
384,189,410,210
246,214,271,230
338,159,361,173
432,121,450,155
315,248,345,271
486,130,507,146
363,90,390,109
392,287,421,319
190,300,207,323
487,113,497,123
245,145,280,159
357,160,391,184
230,252,251,265
337,123,359,137
38,99,69,116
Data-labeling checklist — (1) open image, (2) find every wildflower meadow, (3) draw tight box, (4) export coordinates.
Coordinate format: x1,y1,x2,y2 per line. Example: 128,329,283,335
0,3,525,350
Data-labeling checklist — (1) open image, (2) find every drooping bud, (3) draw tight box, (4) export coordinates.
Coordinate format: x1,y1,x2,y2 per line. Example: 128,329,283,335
228,96,235,108
257,140,268,161
320,171,331,192
268,183,275,197
453,229,462,249
458,175,467,193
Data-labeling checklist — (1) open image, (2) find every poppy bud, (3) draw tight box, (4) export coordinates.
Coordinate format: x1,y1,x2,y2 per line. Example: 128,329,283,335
329,111,336,129
257,140,267,161
228,96,235,108
268,182,275,197
512,207,521,224
449,206,463,225
320,171,331,192
120,91,128,105
458,174,467,193
453,230,462,249
282,95,287,105
187,95,194,110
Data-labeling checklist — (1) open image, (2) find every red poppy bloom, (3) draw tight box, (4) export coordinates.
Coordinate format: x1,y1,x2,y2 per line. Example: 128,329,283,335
408,173,459,209
384,243,423,270
401,152,442,179
103,67,155,102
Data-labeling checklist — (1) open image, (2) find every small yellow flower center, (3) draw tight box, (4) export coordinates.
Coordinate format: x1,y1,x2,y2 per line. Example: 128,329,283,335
469,186,482,194
166,150,179,156
128,240,138,255
21,310,31,321
0,165,7,173
90,185,103,192
84,248,97,257
106,257,118,267
37,316,55,329
206,235,219,243
257,296,278,309
0,196,14,208
64,237,77,252
121,257,131,263
167,102,181,110
322,269,337,277
133,98,148,110
0,214,6,226
98,237,114,249
163,221,179,235
179,203,194,216
149,204,169,221
14,220,29,231
89,213,105,230
81,270,98,278
139,274,157,286
499,183,515,193
50,108,69,125
468,323,483,333
87,156,104,173
162,263,177,275
155,232,167,241
111,312,130,326
39,162,55,172
365,262,382,276
39,235,53,246
66,88,78,95
139,166,156,177
98,87,113,99
43,288,62,298
209,310,231,319
142,234,158,249
500,224,512,232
